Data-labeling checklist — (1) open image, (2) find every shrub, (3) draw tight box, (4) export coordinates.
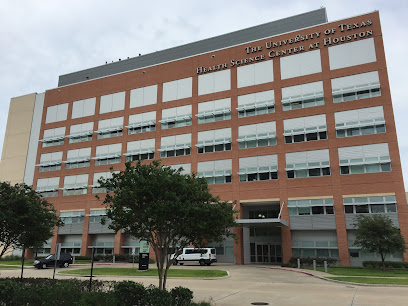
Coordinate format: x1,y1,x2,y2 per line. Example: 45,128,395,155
79,291,117,306
0,280,18,305
286,257,337,267
74,256,92,260
114,281,147,305
362,261,408,269
146,285,172,306
0,254,22,261
171,286,194,306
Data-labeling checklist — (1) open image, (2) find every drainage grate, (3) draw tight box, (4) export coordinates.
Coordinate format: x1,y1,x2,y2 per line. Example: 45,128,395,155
251,303,269,305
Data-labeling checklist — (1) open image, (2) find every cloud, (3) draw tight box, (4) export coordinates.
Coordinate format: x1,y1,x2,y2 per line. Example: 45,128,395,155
1,0,408,187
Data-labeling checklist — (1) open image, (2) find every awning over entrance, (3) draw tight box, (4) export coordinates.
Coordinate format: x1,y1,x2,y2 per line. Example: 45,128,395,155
237,218,288,227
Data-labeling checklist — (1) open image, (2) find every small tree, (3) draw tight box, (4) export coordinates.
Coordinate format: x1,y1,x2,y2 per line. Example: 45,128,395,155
98,161,237,290
0,182,61,260
353,214,406,269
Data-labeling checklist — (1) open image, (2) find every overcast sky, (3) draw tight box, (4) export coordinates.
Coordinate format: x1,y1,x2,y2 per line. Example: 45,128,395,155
1,0,407,186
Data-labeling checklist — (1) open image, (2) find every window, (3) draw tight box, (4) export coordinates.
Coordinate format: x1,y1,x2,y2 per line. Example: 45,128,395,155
160,134,191,158
37,152,63,172
160,105,192,129
60,211,85,224
89,210,107,223
239,155,278,182
238,122,276,149
125,139,155,161
41,127,65,147
99,91,125,114
292,240,338,258
67,122,93,143
332,71,381,103
288,198,334,216
237,90,274,117
61,242,81,256
64,147,91,169
338,143,391,175
237,60,273,88
36,177,59,197
197,128,231,153
45,103,68,124
62,174,88,196
284,114,327,144
335,106,385,138
197,98,231,124
92,171,118,193
198,70,230,95
71,98,95,119
280,50,322,80
197,159,232,184
343,195,397,214
90,241,114,255
94,143,122,166
286,149,331,178
329,38,376,70
168,163,191,175
282,81,324,111
127,111,156,134
163,77,192,102
130,84,157,108
96,117,123,139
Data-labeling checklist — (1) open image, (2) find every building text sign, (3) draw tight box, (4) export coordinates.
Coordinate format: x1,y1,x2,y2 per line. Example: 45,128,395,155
197,19,373,74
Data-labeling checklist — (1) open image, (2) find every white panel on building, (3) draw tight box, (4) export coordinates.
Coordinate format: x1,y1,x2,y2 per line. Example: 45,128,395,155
45,103,68,123
162,77,192,102
100,91,125,114
280,50,322,79
237,60,273,88
168,163,191,175
238,90,275,108
329,38,376,70
198,70,231,95
72,98,96,119
130,85,158,108
128,111,156,125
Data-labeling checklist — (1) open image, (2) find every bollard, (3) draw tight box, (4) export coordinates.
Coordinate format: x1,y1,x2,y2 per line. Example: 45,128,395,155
313,259,316,270
72,256,75,265
324,260,328,273
113,255,115,264
297,258,301,269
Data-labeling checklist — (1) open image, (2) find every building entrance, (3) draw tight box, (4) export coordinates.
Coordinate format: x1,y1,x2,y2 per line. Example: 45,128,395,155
250,243,282,264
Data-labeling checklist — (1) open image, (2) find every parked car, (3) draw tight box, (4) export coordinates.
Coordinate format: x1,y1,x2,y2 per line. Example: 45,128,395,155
172,248,216,266
33,252,73,269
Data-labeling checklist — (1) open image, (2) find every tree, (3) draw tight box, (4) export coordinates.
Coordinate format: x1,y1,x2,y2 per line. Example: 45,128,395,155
98,161,237,290
0,182,61,259
353,214,406,269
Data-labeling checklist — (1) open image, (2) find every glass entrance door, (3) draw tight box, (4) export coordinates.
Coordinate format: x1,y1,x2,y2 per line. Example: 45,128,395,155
250,243,282,264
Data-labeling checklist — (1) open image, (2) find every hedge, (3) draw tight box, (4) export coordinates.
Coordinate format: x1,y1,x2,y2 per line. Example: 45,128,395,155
362,261,408,269
0,278,208,306
282,257,337,268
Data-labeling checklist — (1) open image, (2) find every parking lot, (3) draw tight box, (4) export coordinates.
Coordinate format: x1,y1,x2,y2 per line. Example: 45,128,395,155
1,263,407,305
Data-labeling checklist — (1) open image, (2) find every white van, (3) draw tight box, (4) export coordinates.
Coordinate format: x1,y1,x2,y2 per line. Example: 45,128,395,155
173,248,217,266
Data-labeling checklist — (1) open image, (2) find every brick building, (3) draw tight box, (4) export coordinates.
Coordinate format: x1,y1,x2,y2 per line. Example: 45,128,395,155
2,8,407,265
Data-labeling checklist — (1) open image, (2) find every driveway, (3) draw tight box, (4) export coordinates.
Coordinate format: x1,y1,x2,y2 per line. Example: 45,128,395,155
1,263,407,305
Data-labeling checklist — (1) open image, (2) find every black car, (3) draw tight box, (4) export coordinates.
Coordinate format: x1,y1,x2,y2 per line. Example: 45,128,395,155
33,252,73,269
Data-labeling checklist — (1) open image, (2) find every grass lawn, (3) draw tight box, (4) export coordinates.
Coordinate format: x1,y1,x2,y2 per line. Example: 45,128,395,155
316,266,408,277
0,260,34,268
60,267,228,278
327,277,408,285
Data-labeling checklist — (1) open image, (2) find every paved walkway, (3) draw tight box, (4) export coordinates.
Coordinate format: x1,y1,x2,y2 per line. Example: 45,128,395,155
1,264,408,305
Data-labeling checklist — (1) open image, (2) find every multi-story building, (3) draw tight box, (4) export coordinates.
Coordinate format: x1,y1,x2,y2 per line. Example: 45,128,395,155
3,8,407,266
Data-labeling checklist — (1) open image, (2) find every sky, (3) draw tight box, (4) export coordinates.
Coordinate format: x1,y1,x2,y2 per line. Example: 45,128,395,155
1,0,407,185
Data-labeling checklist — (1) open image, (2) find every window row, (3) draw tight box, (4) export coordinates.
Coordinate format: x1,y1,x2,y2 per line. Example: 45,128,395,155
45,36,379,125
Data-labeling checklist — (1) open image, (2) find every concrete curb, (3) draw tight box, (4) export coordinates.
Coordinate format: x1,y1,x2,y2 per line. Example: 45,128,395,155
258,266,408,288
57,269,231,280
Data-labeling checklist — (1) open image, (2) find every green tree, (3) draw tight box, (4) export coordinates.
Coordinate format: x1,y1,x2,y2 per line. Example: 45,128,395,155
0,182,61,263
353,214,406,269
98,161,237,290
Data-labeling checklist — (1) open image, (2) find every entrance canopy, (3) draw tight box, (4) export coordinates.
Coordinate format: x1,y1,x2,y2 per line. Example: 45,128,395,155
237,218,288,227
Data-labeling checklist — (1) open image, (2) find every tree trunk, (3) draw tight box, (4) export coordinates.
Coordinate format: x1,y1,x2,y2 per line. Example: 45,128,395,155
380,251,385,270
20,247,25,280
